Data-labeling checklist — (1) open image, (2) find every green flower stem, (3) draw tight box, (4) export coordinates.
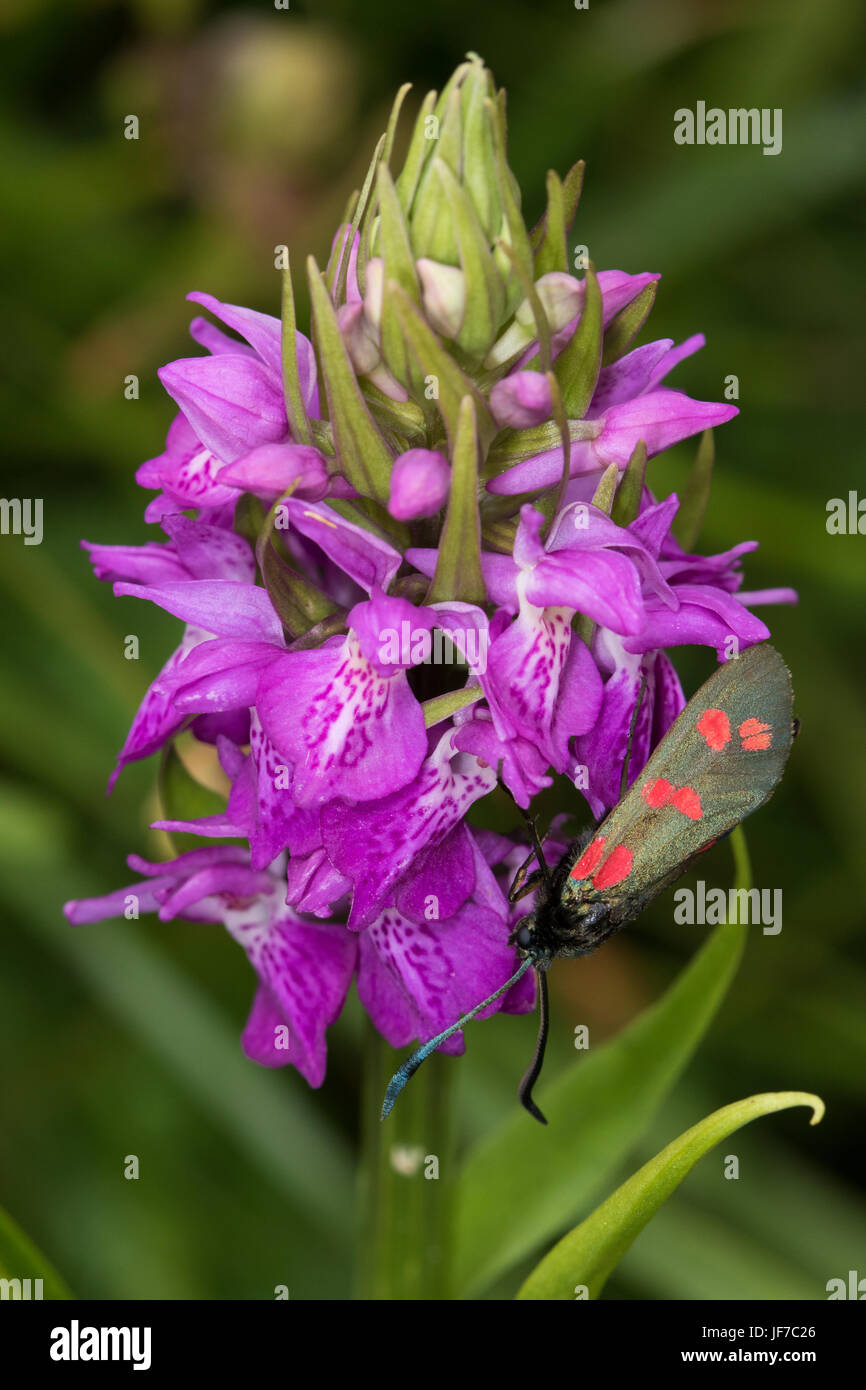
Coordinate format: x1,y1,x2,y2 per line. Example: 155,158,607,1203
356,1019,454,1300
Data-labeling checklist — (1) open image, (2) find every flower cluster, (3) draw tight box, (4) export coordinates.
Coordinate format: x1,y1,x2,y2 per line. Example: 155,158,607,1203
66,56,795,1087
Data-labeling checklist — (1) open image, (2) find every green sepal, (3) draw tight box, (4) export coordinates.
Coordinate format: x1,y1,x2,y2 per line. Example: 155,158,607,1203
436,158,505,358
532,169,567,277
307,256,394,504
611,439,648,527
601,281,657,365
553,262,602,417
426,395,486,605
386,281,497,452
281,256,312,446
516,1091,824,1301
423,684,485,728
672,427,715,551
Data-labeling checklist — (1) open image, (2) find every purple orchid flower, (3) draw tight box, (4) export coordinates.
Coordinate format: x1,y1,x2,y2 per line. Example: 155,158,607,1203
64,848,355,1086
68,62,799,1095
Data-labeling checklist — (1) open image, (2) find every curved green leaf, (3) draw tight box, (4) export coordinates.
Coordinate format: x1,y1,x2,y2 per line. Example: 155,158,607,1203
517,1091,824,1300
0,1203,72,1299
454,829,751,1297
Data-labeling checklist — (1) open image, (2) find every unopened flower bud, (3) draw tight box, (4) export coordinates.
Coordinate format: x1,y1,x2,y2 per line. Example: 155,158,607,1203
388,449,451,520
516,272,582,333
416,258,467,339
337,301,380,375
490,372,553,429
217,443,329,501
363,258,384,331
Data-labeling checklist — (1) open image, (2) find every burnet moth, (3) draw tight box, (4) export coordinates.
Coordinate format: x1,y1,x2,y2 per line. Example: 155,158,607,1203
382,642,796,1124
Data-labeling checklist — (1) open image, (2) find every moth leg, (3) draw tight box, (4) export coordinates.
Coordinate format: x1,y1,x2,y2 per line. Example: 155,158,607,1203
499,779,554,888
508,863,546,905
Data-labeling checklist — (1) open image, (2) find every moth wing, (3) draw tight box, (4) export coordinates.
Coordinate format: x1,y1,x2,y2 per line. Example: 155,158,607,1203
571,644,794,922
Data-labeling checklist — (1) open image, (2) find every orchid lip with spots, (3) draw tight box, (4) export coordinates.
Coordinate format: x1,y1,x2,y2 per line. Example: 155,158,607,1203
65,54,796,1096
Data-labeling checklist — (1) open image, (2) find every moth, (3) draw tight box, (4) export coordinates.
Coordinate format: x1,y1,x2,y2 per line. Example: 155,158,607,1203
382,642,796,1123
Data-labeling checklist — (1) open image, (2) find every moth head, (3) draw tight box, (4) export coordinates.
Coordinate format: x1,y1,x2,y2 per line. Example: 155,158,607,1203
510,917,535,952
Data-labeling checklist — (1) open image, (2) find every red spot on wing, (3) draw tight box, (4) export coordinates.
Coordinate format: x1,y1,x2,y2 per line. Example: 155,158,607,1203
739,717,772,750
570,836,606,881
739,717,772,751
671,785,703,820
642,777,673,808
697,707,731,751
641,777,703,820
592,845,634,890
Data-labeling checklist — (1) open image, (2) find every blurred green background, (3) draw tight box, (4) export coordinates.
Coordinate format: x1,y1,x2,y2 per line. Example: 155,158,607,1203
2,0,864,1299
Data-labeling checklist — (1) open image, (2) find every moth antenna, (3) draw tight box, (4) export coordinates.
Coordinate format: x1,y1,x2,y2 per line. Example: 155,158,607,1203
518,969,550,1125
619,672,648,802
381,956,535,1120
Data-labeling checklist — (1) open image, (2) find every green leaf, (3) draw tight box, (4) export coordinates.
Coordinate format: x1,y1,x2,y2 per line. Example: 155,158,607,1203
591,461,619,515
531,160,584,253
334,132,385,301
376,162,420,391
259,532,338,638
396,89,438,215
280,256,312,446
611,440,648,527
532,170,567,277
516,1091,824,1300
454,891,749,1296
553,263,603,417
426,395,486,605
602,281,658,365
307,256,394,504
484,419,596,477
437,158,505,358
411,86,463,262
488,96,533,316
672,427,715,551
460,62,499,241
0,1203,72,1299
382,81,412,169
